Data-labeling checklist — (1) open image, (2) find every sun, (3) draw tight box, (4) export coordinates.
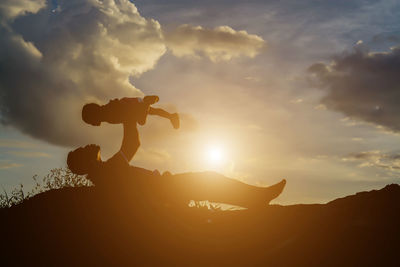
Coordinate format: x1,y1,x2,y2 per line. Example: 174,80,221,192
209,147,223,162
205,146,225,165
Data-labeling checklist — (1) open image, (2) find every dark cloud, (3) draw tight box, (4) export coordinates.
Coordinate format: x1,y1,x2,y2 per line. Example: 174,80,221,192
309,44,400,132
0,0,45,22
371,33,400,45
0,0,166,147
0,26,81,145
343,151,400,171
135,0,400,68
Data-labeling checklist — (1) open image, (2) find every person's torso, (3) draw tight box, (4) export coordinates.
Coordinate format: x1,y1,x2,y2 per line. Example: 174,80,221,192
101,97,145,124
87,153,130,187
87,154,163,192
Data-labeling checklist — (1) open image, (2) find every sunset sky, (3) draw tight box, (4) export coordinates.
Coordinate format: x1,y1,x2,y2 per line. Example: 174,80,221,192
1,0,399,204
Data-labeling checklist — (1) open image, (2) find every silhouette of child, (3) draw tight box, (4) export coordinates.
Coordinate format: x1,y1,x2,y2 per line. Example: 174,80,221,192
81,95,179,165
82,95,179,129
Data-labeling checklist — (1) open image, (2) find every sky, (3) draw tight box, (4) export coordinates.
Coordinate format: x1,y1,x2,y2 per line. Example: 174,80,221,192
0,0,400,204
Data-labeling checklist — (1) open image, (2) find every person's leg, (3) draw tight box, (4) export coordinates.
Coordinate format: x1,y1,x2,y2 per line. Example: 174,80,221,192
148,107,179,129
148,107,171,118
137,96,159,125
163,172,286,208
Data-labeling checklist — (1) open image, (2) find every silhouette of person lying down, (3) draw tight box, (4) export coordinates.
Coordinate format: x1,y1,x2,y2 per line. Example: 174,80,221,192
68,95,286,208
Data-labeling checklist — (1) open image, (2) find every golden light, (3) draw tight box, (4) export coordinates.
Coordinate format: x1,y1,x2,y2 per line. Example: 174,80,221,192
205,145,225,165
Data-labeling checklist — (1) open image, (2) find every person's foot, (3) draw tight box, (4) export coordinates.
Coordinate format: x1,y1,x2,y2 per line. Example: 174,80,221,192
143,95,159,105
170,113,180,129
264,179,286,204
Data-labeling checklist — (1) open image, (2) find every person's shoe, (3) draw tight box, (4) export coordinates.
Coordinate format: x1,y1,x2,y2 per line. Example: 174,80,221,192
252,179,286,208
143,95,159,105
246,179,286,209
265,179,286,204
170,113,180,129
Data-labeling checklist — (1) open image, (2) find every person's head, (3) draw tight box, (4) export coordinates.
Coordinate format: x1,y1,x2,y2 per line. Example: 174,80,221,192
82,103,102,126
143,95,159,105
67,144,101,175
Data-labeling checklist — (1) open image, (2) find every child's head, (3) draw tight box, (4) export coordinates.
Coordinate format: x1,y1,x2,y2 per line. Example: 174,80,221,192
143,95,159,105
82,103,101,126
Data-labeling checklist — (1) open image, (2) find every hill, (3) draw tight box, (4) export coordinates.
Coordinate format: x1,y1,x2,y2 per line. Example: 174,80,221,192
1,175,400,266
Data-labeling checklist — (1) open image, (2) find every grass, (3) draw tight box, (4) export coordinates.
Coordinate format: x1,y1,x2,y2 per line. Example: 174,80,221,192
0,167,92,208
0,168,223,210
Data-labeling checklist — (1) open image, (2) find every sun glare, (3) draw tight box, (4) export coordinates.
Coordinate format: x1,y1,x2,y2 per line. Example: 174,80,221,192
205,146,224,165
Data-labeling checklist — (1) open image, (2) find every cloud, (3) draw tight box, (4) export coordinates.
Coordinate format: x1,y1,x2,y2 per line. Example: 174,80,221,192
165,24,266,62
7,151,51,158
0,0,165,147
0,139,37,148
342,150,400,172
371,33,400,45
309,44,400,132
0,161,22,169
0,0,267,149
0,0,45,22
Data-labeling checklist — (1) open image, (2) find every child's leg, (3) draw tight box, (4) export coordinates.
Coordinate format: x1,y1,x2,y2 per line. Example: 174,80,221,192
148,107,180,129
148,107,172,119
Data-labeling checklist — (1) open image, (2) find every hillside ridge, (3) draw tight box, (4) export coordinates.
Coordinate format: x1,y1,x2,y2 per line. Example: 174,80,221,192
2,175,399,266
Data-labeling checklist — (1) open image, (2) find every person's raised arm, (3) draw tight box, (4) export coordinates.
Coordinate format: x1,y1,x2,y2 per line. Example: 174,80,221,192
108,122,140,164
121,122,140,162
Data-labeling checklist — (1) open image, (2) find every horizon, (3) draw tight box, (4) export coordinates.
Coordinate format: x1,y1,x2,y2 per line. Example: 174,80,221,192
1,0,400,205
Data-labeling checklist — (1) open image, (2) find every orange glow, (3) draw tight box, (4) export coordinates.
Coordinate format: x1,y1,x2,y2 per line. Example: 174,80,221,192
204,144,226,168
207,146,223,162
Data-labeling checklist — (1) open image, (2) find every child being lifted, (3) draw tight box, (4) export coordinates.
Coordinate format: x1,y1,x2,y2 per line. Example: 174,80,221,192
81,95,179,164
82,95,179,129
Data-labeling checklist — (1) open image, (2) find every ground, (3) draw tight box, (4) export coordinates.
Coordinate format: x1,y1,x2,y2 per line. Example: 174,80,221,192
1,173,400,266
